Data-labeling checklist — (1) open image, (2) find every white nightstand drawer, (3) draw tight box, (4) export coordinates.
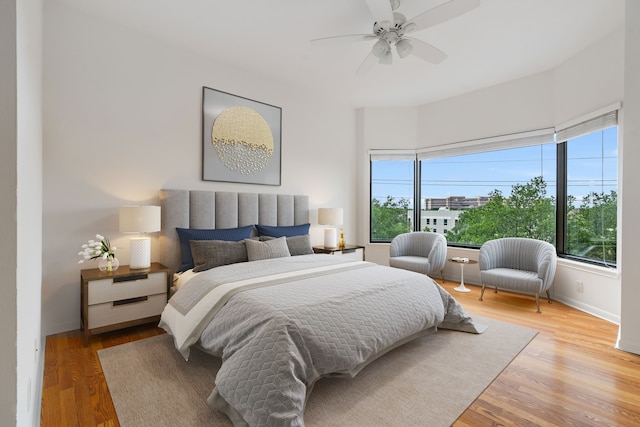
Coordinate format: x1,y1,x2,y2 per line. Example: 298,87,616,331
88,272,166,305
88,293,167,329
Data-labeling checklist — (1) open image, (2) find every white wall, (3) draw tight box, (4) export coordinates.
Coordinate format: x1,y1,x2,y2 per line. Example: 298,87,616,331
2,0,44,426
358,26,626,324
552,28,625,125
417,72,555,145
17,0,44,423
42,3,357,335
618,0,640,354
0,1,19,424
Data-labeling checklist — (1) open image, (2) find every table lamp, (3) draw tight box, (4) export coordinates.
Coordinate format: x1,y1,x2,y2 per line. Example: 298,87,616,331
318,207,343,249
119,205,161,269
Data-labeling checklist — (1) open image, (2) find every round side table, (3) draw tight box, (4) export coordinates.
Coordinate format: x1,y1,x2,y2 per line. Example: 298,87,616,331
448,258,478,292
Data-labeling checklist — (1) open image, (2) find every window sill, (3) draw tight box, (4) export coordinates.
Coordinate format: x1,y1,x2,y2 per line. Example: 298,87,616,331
557,257,618,279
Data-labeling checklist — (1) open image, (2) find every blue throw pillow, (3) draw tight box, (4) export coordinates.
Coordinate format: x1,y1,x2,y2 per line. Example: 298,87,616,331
256,223,310,238
176,225,255,272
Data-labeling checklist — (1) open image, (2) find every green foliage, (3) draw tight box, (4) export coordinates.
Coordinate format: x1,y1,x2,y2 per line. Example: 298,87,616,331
371,196,411,241
446,176,555,245
372,176,617,264
566,190,617,263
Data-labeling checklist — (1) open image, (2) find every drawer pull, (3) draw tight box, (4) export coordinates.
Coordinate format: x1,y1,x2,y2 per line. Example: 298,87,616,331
113,296,148,306
114,273,148,283
342,249,356,254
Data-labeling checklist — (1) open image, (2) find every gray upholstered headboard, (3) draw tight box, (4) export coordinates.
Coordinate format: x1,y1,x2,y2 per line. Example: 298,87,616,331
159,189,310,273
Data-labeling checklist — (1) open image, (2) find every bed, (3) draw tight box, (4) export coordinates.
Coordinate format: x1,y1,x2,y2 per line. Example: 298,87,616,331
158,189,486,427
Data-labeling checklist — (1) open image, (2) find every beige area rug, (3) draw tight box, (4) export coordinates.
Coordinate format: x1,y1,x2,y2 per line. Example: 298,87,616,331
98,317,536,427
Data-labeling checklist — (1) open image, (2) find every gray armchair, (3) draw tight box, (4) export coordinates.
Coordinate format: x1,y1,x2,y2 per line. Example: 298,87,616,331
479,237,557,313
389,232,447,281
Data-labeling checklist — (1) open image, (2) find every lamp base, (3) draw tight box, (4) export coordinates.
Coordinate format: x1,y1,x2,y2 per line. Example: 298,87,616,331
324,228,338,249
129,237,151,269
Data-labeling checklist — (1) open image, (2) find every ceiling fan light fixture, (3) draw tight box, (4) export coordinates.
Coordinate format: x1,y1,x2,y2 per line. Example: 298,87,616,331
396,38,413,58
379,50,393,65
372,38,390,58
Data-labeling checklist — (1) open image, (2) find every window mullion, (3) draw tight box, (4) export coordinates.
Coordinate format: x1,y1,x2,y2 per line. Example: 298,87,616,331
556,142,567,254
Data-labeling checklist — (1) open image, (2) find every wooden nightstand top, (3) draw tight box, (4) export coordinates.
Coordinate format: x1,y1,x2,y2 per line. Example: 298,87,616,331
312,245,365,253
80,262,169,281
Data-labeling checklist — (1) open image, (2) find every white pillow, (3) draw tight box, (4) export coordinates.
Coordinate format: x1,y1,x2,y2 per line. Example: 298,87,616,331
244,237,291,261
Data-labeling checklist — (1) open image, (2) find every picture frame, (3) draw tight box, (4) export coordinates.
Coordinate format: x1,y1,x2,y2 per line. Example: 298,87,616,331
202,86,282,186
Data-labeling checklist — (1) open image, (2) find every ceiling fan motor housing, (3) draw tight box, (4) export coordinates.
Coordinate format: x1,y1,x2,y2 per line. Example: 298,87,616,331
372,12,412,57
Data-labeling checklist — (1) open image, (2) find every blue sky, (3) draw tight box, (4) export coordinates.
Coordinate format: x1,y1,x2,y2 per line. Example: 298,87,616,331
371,127,618,208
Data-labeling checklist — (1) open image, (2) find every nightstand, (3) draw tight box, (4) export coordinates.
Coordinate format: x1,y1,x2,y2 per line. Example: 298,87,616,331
80,262,169,346
313,244,365,261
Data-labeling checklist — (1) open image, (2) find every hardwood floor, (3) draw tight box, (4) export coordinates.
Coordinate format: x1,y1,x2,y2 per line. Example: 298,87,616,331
40,281,640,427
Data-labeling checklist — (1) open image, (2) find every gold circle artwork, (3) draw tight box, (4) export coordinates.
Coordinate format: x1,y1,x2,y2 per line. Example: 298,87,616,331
211,106,274,175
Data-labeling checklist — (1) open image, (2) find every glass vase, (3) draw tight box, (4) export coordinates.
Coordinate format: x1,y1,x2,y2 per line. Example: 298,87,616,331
98,256,120,273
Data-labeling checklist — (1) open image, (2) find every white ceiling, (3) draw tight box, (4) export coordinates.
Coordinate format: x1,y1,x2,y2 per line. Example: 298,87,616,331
55,0,625,108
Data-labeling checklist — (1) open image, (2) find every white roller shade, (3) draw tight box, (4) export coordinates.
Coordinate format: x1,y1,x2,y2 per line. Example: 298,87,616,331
556,109,618,142
369,149,416,161
417,128,555,161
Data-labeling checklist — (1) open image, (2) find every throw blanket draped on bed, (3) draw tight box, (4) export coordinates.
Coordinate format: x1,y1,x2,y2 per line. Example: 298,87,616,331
160,254,485,427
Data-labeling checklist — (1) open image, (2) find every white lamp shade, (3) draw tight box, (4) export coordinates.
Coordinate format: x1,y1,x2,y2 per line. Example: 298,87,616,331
119,206,161,233
318,208,343,225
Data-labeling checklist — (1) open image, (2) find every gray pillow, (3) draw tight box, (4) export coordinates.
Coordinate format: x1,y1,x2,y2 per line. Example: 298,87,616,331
260,234,313,256
245,237,291,261
189,240,248,272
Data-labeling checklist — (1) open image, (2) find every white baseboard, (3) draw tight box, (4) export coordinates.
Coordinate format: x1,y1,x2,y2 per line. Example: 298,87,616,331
33,336,45,427
552,294,620,324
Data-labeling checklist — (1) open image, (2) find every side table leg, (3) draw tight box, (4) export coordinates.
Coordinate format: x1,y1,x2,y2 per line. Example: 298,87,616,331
454,263,471,293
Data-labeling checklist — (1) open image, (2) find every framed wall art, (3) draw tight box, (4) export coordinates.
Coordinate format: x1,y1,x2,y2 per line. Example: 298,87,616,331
202,86,282,186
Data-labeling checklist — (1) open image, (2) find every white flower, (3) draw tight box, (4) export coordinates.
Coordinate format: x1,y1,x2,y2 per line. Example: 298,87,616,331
78,234,116,264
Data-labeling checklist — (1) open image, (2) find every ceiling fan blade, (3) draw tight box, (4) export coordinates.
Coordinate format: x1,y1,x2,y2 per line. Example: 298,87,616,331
311,34,377,46
365,0,394,25
356,52,379,76
406,37,447,64
406,0,480,33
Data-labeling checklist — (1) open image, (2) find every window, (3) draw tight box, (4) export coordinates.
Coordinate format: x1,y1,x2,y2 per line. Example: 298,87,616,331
370,156,415,242
557,111,618,265
420,144,556,247
369,108,619,268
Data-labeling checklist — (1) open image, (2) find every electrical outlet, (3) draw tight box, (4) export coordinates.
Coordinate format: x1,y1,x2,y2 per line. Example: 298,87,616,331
576,280,584,293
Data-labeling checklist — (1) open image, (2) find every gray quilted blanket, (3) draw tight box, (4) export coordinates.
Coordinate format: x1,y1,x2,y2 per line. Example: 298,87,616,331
160,254,485,427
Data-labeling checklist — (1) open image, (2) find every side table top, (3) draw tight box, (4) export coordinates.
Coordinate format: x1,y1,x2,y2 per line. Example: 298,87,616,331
448,258,478,265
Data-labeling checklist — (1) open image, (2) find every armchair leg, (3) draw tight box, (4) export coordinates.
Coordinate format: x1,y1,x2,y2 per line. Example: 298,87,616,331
440,269,445,284
535,293,541,313
479,284,486,301
546,289,552,304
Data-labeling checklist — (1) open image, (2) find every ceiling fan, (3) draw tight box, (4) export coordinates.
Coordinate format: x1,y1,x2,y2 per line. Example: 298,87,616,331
311,0,481,75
